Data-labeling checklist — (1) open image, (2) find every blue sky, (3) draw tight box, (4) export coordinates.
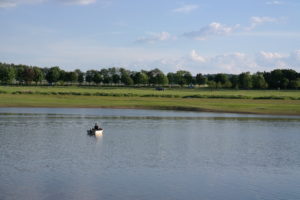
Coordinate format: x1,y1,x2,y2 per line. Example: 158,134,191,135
0,0,299,74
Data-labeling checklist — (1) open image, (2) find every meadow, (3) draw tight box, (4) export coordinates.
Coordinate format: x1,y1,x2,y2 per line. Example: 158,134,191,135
0,86,300,115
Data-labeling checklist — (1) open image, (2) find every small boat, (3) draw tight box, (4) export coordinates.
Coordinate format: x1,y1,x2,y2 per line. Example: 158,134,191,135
87,128,103,136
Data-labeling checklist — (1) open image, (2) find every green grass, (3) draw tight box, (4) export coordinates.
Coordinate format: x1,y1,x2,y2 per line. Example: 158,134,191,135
0,86,300,115
0,93,300,115
0,86,300,99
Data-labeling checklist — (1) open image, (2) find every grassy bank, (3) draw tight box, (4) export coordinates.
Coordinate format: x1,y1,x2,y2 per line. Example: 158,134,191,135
1,86,300,100
0,93,300,115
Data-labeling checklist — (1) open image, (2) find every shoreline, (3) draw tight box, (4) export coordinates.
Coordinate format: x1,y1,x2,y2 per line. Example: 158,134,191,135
0,90,300,116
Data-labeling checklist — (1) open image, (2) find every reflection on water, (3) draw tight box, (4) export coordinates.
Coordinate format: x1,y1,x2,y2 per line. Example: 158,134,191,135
0,108,300,200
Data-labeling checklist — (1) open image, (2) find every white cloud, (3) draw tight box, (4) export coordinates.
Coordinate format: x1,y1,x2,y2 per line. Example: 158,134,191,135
190,50,206,63
208,52,258,73
259,51,285,60
183,50,299,74
1,31,299,73
61,0,96,5
246,16,278,30
183,22,238,40
0,0,97,7
136,32,172,43
256,51,300,70
172,4,199,14
266,1,284,5
0,0,43,7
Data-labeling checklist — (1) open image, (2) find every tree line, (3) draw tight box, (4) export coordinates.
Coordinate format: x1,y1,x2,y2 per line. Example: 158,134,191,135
0,62,299,89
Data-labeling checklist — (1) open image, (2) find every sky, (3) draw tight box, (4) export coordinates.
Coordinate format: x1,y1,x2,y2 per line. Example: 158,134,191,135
0,0,300,74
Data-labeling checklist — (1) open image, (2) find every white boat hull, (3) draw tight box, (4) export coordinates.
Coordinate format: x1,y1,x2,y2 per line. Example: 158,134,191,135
87,129,103,136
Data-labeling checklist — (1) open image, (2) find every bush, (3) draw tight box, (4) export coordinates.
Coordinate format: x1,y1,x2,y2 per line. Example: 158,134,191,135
253,96,286,100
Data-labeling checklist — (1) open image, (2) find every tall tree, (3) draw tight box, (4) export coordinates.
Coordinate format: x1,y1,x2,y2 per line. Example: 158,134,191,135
167,72,177,85
195,73,207,85
33,67,44,85
0,65,15,84
15,65,26,84
121,72,133,86
148,68,166,85
183,71,193,85
23,67,35,84
100,68,111,84
156,73,169,85
85,70,95,85
46,66,61,85
75,69,84,85
67,71,79,83
93,71,102,85
112,74,121,85
175,70,192,86
133,72,149,85
230,75,239,89
252,73,268,89
269,69,283,89
214,73,229,87
238,72,252,89
290,78,300,89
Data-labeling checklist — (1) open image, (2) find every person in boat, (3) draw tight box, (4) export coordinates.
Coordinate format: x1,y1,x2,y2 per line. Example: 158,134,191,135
94,123,99,130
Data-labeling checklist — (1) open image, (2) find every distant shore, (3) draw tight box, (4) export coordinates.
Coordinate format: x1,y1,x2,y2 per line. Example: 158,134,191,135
1,95,300,116
1,86,300,116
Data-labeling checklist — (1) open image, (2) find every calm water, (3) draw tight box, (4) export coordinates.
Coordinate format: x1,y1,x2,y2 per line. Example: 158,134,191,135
0,108,300,200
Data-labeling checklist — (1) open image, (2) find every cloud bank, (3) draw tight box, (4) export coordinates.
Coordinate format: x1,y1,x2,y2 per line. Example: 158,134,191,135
183,22,238,40
246,16,278,30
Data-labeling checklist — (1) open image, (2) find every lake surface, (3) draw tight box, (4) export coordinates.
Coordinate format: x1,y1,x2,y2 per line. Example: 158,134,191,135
0,108,300,200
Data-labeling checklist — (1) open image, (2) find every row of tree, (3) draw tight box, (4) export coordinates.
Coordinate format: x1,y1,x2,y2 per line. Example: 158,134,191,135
0,62,299,89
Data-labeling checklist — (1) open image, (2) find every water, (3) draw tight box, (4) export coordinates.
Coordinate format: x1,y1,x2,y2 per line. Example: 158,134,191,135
0,108,300,200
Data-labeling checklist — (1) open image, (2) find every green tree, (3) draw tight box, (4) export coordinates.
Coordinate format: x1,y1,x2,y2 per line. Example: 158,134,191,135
0,65,15,84
14,65,26,84
290,78,300,89
112,74,121,85
23,67,35,84
281,78,289,89
195,73,207,85
215,73,228,85
175,70,192,86
67,71,79,84
156,73,169,85
75,69,84,85
223,80,232,88
252,73,268,89
148,68,167,85
230,75,239,89
238,72,252,89
46,66,61,85
33,67,44,85
100,69,111,84
167,72,177,85
269,69,283,89
133,72,149,85
93,71,102,85
183,71,193,85
121,72,134,86
85,70,95,85
207,80,216,90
